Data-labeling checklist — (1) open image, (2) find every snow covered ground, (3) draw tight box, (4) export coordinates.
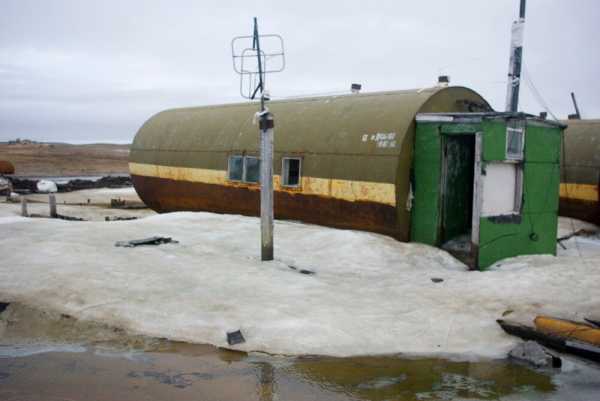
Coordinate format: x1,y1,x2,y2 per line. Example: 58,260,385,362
1,187,153,221
0,198,599,359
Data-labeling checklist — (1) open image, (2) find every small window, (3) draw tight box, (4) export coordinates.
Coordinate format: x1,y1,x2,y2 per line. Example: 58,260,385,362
282,158,301,187
244,156,260,183
506,120,525,160
228,155,243,181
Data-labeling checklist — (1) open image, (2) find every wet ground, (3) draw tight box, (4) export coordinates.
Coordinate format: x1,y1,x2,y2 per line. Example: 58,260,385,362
2,341,600,401
1,191,600,400
1,304,599,401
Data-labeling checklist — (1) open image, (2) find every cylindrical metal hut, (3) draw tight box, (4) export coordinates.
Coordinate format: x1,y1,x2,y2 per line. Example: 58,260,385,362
560,119,600,224
130,86,490,240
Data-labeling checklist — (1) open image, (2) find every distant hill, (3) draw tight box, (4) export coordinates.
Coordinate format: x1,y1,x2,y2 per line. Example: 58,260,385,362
0,142,130,177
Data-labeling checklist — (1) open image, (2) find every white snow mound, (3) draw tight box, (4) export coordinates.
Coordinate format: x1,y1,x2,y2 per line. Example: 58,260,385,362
0,212,599,359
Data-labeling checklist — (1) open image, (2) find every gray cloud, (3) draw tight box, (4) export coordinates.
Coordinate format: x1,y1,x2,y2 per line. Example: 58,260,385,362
1,0,599,143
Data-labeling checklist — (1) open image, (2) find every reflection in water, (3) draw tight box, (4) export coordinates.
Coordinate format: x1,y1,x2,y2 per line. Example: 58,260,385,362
0,340,596,401
287,355,555,401
257,362,275,401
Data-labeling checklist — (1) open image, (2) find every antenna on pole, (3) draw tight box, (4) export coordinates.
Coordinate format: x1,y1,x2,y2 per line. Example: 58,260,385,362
232,19,285,261
232,20,285,101
505,0,527,112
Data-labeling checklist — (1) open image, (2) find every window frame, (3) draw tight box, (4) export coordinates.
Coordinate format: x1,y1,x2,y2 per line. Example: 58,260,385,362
505,120,525,161
281,157,302,188
227,154,261,184
513,163,524,214
227,155,244,182
243,156,260,184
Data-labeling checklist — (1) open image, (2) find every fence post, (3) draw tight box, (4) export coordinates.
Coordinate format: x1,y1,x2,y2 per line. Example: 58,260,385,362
21,196,28,217
49,194,57,218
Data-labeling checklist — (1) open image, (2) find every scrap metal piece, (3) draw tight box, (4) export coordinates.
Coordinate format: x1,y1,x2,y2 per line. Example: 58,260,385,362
115,236,178,248
585,318,600,329
227,330,245,346
288,265,315,275
105,216,138,221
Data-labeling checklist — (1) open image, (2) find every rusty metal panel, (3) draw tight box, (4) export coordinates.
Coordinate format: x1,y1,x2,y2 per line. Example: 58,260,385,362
561,119,600,185
131,174,401,239
559,119,600,224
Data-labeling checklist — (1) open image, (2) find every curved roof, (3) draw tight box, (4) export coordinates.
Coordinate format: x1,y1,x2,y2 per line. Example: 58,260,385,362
130,86,490,184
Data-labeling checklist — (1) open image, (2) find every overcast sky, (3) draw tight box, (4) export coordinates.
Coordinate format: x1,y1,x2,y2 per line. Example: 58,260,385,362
1,0,598,143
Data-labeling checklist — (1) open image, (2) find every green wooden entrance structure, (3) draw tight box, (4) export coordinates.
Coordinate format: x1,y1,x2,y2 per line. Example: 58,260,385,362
411,113,565,270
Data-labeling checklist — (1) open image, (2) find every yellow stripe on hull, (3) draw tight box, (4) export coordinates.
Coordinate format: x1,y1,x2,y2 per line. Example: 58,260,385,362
560,183,599,202
129,162,396,206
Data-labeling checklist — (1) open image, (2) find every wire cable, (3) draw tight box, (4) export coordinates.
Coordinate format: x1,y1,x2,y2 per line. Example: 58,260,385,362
522,66,559,121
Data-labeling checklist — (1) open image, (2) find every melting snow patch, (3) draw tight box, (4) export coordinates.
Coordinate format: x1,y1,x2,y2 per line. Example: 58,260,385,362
0,213,598,359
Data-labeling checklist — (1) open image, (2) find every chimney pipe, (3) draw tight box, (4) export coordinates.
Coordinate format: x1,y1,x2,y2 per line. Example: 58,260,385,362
570,92,581,119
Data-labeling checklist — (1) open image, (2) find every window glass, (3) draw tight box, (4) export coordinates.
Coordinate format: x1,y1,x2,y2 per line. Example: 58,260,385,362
282,158,301,187
506,120,525,160
228,156,243,181
244,157,260,183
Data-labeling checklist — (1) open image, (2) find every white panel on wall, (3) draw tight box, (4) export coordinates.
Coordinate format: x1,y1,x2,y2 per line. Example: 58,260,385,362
481,163,517,216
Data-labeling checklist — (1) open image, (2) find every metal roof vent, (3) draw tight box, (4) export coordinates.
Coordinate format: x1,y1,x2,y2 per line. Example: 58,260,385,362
437,76,450,87
351,83,362,94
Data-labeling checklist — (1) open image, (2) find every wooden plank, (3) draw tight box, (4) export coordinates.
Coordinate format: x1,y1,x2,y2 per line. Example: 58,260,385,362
470,132,483,269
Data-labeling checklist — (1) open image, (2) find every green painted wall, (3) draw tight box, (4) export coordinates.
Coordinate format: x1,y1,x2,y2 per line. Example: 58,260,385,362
478,213,558,267
410,122,442,245
411,124,478,246
412,115,563,270
478,119,561,269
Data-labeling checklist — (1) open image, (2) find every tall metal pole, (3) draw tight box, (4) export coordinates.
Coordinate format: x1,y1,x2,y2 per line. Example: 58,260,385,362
505,0,527,112
253,17,274,261
259,113,274,261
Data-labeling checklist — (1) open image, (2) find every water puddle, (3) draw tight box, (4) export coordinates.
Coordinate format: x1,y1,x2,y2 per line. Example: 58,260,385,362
1,303,599,400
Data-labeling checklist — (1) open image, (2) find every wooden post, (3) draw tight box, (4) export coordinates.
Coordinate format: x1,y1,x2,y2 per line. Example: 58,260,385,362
49,194,57,218
470,132,483,270
21,196,28,217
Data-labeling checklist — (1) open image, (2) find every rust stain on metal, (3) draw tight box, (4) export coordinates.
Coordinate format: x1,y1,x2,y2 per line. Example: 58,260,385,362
132,175,403,240
559,198,600,226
